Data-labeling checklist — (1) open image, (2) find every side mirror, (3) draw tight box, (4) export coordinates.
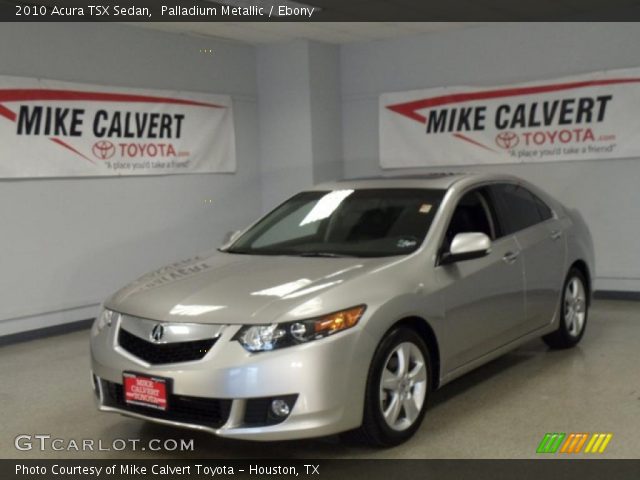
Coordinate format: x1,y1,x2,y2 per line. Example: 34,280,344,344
220,230,242,250
440,232,491,265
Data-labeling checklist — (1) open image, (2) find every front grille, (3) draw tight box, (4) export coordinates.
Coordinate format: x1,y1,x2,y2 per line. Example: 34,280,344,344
118,328,216,365
101,380,232,429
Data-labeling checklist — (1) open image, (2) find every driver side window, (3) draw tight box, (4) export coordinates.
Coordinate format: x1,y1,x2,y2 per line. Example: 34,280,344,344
443,189,496,251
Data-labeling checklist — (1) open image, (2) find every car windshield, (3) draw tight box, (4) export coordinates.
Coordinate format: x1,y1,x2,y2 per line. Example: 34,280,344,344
226,188,445,258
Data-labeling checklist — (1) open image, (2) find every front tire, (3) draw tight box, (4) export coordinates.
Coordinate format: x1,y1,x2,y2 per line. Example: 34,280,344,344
348,327,431,447
543,267,589,349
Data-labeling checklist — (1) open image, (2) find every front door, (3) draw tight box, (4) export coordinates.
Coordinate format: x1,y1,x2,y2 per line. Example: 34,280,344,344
436,187,525,372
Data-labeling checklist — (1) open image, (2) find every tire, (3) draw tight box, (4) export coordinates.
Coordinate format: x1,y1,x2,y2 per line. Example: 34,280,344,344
543,267,589,349
345,327,432,447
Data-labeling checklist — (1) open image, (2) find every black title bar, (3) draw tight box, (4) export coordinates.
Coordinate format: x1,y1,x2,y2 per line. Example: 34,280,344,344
0,0,637,22
4,459,640,480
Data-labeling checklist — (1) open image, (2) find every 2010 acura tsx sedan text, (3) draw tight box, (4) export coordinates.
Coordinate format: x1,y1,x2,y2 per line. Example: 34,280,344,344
90,173,594,446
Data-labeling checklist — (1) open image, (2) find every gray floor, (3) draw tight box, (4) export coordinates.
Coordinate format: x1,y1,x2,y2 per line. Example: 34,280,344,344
1,299,638,459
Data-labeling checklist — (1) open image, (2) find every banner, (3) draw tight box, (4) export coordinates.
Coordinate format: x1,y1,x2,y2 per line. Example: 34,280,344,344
379,68,640,168
0,75,235,177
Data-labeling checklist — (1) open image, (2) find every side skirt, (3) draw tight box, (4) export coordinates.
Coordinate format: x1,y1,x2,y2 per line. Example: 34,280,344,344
438,322,557,387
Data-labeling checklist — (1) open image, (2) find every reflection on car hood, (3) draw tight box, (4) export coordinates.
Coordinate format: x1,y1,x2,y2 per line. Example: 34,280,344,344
106,252,391,325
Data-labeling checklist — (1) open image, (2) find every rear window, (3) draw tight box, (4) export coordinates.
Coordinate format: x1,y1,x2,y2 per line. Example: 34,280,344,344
491,184,551,234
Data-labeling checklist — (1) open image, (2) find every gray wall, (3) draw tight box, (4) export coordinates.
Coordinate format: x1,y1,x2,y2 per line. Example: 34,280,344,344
257,40,342,210
257,41,314,210
0,23,262,335
308,41,343,186
341,22,640,291
3,23,640,336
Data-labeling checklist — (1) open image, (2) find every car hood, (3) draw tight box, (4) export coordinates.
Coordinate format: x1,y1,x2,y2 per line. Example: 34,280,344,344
106,251,392,325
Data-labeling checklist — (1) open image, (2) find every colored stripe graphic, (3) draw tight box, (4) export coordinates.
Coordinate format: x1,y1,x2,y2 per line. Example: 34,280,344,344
538,433,613,454
536,433,553,453
560,433,576,453
560,433,589,454
537,433,566,453
585,433,613,453
573,433,589,453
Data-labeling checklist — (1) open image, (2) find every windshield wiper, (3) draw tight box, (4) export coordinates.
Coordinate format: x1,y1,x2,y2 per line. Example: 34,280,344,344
225,249,356,258
223,248,253,254
298,252,354,258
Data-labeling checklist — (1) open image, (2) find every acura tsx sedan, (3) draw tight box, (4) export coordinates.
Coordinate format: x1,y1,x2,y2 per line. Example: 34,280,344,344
90,173,594,446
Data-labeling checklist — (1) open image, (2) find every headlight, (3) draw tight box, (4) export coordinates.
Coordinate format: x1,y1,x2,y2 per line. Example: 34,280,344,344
91,308,119,337
234,305,366,352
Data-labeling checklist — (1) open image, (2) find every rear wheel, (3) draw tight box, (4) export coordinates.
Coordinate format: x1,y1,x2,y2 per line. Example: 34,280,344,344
347,327,431,447
543,267,589,349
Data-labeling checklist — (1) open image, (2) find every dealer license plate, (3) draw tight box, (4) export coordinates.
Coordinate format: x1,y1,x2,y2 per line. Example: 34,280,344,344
123,372,169,411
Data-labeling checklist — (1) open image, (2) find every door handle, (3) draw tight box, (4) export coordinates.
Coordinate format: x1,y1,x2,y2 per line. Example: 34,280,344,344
502,251,520,264
550,230,563,241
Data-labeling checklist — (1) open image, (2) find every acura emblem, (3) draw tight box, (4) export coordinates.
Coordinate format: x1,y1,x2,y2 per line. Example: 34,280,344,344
150,324,165,342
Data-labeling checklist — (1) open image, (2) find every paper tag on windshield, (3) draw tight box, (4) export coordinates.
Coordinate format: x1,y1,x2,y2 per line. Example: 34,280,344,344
419,204,432,214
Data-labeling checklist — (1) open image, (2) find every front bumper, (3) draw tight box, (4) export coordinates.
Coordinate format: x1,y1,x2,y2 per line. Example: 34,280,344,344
90,314,369,441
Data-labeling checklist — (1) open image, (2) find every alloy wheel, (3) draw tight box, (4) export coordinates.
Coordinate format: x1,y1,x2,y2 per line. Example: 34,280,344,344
379,342,428,431
564,276,586,337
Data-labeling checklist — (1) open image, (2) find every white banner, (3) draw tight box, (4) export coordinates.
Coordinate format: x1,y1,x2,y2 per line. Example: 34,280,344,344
379,68,640,168
0,75,235,177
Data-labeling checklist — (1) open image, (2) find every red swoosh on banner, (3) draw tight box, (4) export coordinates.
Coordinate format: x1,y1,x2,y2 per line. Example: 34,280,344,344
0,88,225,167
0,103,16,121
386,77,640,123
452,133,496,153
0,89,225,108
0,103,96,165
50,138,96,164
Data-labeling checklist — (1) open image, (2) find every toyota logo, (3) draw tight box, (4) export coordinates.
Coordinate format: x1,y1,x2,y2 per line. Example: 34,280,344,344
150,324,165,342
92,140,116,160
495,131,519,149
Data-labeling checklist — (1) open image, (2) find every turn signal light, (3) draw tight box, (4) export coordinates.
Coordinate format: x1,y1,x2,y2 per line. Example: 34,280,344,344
314,305,366,334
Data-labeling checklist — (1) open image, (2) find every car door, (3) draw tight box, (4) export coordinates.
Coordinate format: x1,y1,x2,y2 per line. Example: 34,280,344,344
490,183,566,330
436,187,525,371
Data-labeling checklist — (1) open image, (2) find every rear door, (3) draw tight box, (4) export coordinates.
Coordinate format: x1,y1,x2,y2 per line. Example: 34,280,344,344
490,183,566,330
436,187,525,370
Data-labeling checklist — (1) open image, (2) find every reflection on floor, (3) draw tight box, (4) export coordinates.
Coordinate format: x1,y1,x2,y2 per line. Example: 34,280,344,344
0,300,638,459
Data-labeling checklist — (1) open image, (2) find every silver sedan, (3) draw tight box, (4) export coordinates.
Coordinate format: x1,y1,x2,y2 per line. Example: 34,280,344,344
90,173,594,446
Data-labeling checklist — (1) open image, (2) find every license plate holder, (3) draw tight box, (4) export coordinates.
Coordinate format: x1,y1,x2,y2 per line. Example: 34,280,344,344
123,371,170,411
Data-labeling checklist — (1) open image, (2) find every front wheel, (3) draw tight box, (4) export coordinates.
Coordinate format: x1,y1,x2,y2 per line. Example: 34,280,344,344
543,267,589,349
347,327,431,447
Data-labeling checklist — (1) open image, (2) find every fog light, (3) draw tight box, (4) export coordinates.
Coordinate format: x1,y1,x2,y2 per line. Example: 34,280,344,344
271,399,291,417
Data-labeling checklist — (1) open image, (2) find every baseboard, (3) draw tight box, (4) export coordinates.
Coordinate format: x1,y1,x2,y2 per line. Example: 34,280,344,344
0,303,100,338
594,290,640,301
594,277,640,292
0,318,94,347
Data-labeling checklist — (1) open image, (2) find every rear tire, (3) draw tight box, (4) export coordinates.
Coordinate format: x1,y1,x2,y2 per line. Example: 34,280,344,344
543,267,589,349
345,327,431,447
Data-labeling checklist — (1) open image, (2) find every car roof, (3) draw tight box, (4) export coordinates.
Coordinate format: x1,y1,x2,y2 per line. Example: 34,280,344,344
311,172,519,191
